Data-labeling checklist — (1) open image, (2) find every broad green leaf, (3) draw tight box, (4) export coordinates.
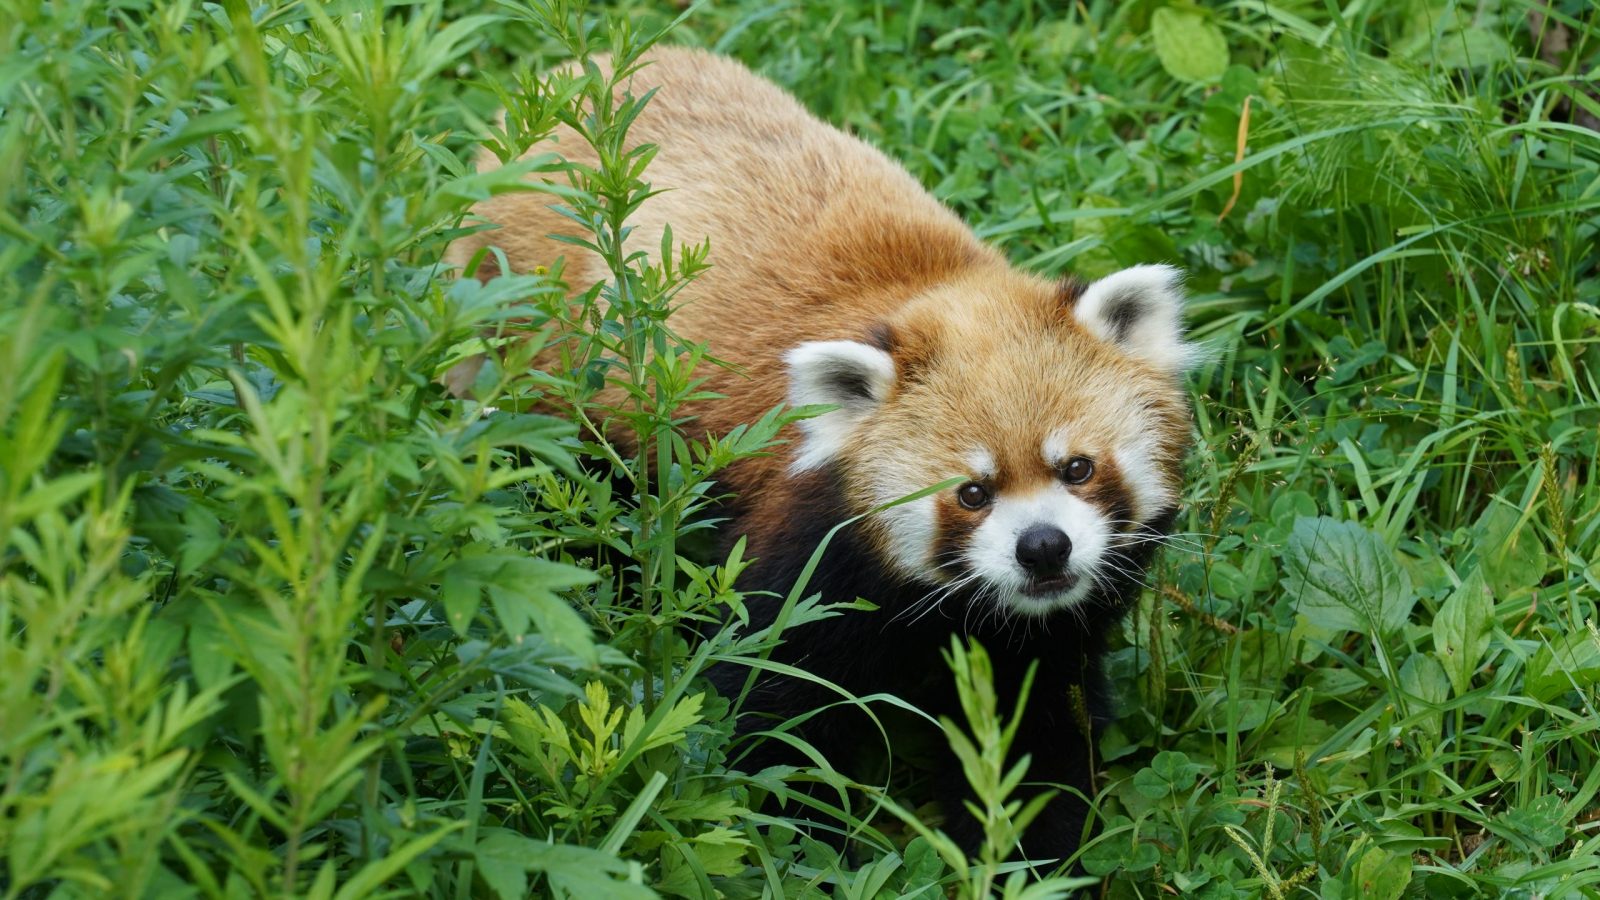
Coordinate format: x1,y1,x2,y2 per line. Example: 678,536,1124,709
1433,567,1492,696
1284,517,1415,634
1207,560,1248,599
1477,503,1546,596
440,577,478,636
901,837,945,888
1151,8,1229,84
1124,841,1161,872
476,831,531,900
1132,750,1202,798
475,830,655,899
441,554,599,659
1270,490,1318,523
1492,795,1568,853
1201,693,1274,733
1348,840,1411,900
1398,652,1448,743
532,842,655,899
1526,631,1600,702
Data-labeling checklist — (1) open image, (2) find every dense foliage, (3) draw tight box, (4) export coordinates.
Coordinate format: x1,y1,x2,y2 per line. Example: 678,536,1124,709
2,0,1598,897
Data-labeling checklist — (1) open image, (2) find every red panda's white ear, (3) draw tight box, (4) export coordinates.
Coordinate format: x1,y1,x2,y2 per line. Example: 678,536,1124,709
785,340,896,473
1075,264,1199,375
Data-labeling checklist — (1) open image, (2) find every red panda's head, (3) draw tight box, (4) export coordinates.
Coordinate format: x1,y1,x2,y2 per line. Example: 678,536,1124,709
785,264,1196,617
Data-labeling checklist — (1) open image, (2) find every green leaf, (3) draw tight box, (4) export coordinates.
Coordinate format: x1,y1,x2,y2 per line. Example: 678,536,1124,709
1398,652,1448,743
1078,831,1127,876
1399,652,1449,705
440,577,478,636
621,692,705,755
475,829,654,898
1284,517,1415,634
335,823,463,900
1492,795,1568,853
1526,630,1600,702
681,828,750,877
1477,503,1546,596
12,471,101,521
442,554,599,659
1433,567,1492,696
1486,750,1521,781
1348,840,1411,900
1270,490,1318,524
1132,750,1202,798
1207,560,1248,599
901,837,944,889
1125,841,1161,872
1151,7,1229,84
475,831,531,900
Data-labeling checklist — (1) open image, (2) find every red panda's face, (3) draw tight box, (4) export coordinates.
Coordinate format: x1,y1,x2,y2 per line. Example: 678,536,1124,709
786,265,1195,617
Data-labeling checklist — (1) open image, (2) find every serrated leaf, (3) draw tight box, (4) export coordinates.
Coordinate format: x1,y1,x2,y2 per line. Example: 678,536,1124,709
621,692,705,755
1151,7,1229,84
475,831,531,900
13,471,101,520
684,827,750,876
1284,516,1415,634
474,830,653,899
441,554,599,659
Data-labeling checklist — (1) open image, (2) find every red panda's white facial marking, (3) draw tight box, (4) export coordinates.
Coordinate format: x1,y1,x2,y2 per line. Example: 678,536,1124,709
1042,428,1072,467
963,482,1111,614
962,447,997,481
783,264,1197,615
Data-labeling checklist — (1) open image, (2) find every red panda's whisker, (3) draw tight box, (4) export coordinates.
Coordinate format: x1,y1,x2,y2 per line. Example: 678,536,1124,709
894,570,984,627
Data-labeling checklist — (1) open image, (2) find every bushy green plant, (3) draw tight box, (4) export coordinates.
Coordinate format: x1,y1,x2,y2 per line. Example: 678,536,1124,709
1,1,795,895
5,0,1600,897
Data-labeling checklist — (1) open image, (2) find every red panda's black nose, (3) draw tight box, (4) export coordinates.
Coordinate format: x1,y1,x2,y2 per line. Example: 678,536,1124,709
1016,525,1071,575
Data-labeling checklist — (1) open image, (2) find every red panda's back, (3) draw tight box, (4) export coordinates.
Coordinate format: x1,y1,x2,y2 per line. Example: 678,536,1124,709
448,47,998,452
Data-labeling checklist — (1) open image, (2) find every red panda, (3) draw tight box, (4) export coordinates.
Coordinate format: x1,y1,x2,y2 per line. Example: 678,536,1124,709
448,47,1196,859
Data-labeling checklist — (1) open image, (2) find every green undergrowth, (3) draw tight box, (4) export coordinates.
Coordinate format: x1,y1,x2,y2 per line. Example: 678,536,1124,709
3,0,1599,897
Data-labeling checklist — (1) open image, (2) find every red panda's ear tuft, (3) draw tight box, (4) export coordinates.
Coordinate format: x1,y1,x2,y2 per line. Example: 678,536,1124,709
784,340,896,473
1074,264,1200,375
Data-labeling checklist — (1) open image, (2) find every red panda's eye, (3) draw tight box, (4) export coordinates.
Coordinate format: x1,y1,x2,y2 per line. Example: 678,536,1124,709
957,482,990,509
1063,457,1095,484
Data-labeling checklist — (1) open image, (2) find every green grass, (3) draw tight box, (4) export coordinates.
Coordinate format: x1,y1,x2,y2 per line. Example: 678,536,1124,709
3,0,1599,897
